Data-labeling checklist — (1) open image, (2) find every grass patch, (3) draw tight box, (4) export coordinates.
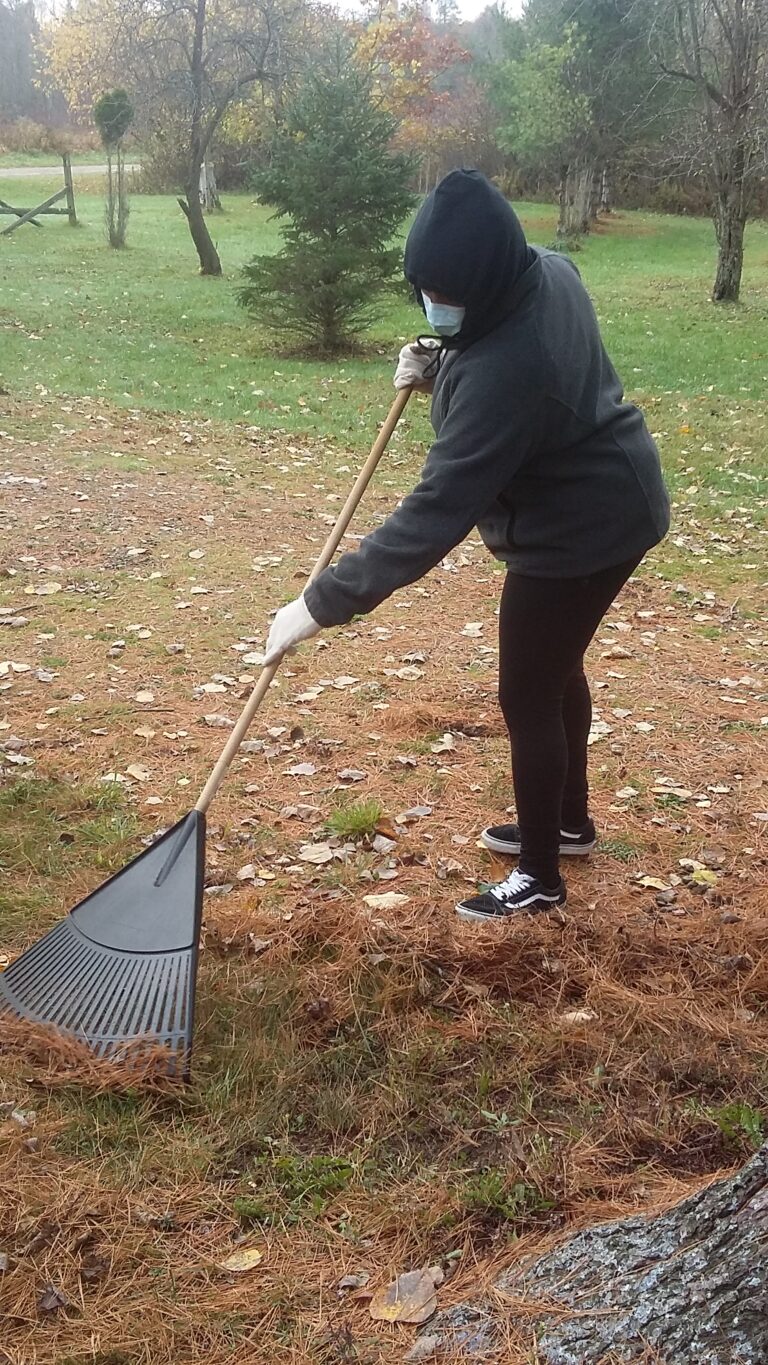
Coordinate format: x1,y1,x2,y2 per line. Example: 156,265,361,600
326,798,384,841
1,186,767,440
600,836,643,863
0,777,139,941
458,1169,553,1228
235,1152,359,1227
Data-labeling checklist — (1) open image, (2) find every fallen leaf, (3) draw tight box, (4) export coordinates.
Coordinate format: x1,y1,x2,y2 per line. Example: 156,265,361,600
332,676,359,689
338,768,367,782
363,892,410,910
395,806,433,824
188,549,206,560
588,719,612,745
299,842,335,865
688,868,719,888
126,763,150,782
338,1271,370,1291
38,1283,69,1313
430,733,456,754
461,622,484,638
287,762,316,777
385,665,424,681
203,714,234,728
135,690,155,704
560,1009,598,1025
24,582,62,597
217,1247,263,1273
634,875,671,892
134,726,156,740
369,1265,443,1325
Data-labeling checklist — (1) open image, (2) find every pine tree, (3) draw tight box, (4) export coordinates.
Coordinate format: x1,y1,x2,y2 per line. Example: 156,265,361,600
239,50,414,355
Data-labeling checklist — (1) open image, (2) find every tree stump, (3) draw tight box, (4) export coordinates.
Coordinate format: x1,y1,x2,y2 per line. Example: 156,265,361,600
427,1145,768,1362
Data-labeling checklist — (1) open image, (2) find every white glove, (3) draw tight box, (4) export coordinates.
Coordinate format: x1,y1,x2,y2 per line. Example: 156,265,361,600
394,339,440,391
263,595,321,666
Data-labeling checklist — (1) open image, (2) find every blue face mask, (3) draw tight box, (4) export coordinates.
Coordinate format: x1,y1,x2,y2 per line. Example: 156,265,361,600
422,293,466,336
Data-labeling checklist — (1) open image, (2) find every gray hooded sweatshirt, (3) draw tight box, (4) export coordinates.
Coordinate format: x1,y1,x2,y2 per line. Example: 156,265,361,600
304,170,670,629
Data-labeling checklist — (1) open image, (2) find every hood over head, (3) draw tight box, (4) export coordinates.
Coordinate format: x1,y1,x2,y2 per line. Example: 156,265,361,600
404,169,537,348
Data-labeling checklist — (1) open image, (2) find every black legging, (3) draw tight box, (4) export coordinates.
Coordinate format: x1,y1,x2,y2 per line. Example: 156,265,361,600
498,557,642,886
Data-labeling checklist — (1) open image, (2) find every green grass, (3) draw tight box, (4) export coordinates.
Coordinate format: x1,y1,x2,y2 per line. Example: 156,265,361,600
2,184,768,445
326,798,384,841
0,149,109,168
0,777,139,936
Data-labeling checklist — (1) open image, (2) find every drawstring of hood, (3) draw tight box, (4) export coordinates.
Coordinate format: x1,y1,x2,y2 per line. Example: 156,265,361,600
404,169,538,353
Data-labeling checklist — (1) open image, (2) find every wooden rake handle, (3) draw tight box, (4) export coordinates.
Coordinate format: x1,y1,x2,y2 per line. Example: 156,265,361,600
194,387,412,815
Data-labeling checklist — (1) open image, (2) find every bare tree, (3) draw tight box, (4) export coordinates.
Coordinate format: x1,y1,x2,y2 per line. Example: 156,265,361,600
657,0,768,301
45,0,303,275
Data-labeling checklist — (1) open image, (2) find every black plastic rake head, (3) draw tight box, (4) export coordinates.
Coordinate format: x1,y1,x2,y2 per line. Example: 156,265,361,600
0,813,205,1076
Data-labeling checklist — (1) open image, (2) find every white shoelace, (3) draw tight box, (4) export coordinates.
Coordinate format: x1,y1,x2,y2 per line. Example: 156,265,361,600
490,869,536,903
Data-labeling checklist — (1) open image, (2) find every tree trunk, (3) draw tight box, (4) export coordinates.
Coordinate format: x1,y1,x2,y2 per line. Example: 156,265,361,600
599,164,612,216
574,162,595,235
557,161,595,239
200,160,221,213
180,0,222,277
115,142,129,247
105,147,117,247
712,190,746,303
425,1144,768,1363
556,163,569,238
180,177,222,276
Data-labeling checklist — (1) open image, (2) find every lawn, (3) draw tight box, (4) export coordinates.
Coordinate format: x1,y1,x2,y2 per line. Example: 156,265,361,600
0,149,118,168
0,185,767,1363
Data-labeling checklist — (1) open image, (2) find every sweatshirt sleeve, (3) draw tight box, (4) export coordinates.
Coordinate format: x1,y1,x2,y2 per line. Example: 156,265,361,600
303,358,544,628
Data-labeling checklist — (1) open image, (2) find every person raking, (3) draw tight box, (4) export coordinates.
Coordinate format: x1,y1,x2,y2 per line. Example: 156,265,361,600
263,169,670,924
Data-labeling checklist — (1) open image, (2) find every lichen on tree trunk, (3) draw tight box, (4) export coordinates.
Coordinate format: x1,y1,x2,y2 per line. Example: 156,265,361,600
557,160,596,241
427,1144,768,1363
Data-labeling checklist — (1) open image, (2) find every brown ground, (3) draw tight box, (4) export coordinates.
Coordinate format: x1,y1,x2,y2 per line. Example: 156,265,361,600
1,396,767,1364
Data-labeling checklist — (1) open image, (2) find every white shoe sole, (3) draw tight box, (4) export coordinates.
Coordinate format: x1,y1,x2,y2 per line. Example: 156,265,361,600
481,831,596,857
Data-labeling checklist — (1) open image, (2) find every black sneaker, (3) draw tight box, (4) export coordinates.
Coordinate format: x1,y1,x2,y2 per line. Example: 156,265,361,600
481,820,596,858
456,869,567,922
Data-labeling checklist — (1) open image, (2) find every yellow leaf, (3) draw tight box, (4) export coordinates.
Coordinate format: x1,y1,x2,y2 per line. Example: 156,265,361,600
690,868,718,888
217,1247,263,1273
